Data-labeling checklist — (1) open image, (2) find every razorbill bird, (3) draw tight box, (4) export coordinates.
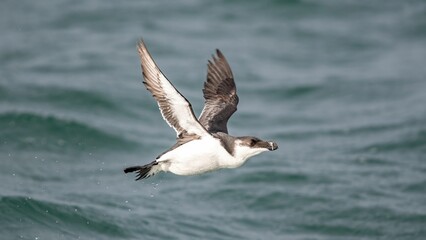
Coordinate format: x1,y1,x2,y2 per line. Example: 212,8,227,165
124,39,278,180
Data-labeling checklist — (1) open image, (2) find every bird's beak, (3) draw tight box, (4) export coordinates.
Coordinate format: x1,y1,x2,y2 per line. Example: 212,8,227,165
268,141,278,151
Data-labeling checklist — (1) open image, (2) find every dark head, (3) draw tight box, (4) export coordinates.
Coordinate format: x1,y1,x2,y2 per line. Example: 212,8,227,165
234,136,278,161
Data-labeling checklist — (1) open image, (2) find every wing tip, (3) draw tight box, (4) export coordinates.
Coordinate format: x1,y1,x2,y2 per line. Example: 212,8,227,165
137,38,145,46
137,39,145,54
215,49,223,57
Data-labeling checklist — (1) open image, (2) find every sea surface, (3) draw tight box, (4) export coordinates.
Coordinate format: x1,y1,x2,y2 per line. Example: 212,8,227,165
1,0,426,239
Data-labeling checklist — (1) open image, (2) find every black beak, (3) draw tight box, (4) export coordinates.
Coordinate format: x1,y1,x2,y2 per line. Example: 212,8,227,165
268,141,278,151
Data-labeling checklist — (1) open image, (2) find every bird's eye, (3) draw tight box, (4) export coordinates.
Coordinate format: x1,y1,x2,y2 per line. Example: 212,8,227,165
250,139,257,146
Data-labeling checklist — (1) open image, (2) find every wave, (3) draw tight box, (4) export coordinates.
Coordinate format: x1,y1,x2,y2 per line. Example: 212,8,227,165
3,84,125,114
33,86,120,111
0,195,130,239
250,84,321,101
0,112,138,153
359,130,426,153
294,205,426,238
227,169,310,185
272,119,421,141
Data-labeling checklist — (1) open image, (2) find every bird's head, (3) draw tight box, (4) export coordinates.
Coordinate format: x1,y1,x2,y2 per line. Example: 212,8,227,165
234,136,278,161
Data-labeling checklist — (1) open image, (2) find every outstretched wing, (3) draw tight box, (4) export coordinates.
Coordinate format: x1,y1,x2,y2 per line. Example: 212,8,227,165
198,50,239,134
137,39,209,138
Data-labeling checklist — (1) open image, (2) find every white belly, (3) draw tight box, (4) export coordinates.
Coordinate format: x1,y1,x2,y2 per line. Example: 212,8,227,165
157,136,234,176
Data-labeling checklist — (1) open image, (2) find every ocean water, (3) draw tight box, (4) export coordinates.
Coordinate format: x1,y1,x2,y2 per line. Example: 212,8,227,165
1,0,426,239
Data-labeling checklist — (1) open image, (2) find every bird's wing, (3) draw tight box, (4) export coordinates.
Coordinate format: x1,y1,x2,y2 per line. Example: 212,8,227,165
198,49,239,134
137,39,209,138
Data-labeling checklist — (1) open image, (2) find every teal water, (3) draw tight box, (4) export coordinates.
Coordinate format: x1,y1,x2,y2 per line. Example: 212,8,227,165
1,0,426,239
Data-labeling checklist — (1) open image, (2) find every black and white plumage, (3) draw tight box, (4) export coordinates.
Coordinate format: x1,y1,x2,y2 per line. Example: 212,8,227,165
124,39,278,180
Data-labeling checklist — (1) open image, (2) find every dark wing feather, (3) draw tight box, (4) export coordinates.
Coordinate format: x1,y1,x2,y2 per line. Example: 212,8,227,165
137,39,209,138
198,50,239,134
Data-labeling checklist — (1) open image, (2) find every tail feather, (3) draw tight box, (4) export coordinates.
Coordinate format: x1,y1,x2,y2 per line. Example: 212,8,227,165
124,161,159,180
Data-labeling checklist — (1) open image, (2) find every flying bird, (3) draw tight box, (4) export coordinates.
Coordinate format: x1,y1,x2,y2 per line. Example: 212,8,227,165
124,40,278,180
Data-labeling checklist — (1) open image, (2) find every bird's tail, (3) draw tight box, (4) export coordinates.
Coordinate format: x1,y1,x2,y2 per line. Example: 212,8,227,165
124,161,160,180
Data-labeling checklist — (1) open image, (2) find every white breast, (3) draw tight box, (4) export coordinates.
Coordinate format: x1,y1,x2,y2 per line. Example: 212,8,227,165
157,136,237,176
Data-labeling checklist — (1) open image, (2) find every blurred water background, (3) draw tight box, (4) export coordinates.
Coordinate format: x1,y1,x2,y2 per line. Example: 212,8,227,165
1,0,426,239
